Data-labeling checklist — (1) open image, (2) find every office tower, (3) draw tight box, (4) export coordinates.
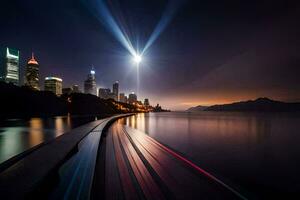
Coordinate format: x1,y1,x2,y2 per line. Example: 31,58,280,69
84,68,97,95
128,92,137,104
113,81,119,101
144,98,150,106
44,77,62,96
72,84,80,93
0,47,20,85
119,93,127,103
98,88,112,99
25,53,40,90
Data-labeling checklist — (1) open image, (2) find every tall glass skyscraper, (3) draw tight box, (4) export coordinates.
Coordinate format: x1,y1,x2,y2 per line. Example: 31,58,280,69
113,81,119,101
84,68,97,95
25,53,40,90
0,47,20,85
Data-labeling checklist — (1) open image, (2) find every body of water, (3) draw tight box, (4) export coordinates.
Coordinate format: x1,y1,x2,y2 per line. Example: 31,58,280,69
122,112,300,199
0,115,103,164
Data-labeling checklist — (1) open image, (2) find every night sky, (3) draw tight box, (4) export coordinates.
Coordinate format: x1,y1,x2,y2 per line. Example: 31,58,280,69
1,0,300,110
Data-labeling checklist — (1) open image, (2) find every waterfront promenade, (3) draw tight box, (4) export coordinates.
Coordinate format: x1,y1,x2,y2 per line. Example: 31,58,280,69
0,114,244,199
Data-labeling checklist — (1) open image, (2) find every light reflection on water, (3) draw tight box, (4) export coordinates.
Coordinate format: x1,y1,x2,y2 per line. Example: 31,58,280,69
122,112,300,198
0,115,100,164
29,118,44,146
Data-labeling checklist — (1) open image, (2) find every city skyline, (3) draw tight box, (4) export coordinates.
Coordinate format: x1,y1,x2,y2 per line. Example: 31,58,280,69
0,48,147,99
0,48,155,107
0,48,152,107
1,1,300,110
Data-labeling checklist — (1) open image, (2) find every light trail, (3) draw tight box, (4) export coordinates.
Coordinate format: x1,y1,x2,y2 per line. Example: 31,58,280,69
142,132,248,200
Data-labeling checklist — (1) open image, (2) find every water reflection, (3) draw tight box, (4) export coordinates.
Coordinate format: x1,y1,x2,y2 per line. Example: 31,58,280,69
123,113,149,134
0,128,28,164
55,116,69,137
123,112,300,198
0,115,102,164
29,118,44,146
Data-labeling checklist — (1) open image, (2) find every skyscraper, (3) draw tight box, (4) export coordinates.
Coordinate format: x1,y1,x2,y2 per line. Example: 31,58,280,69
0,47,20,85
25,53,40,90
128,92,137,104
84,68,97,95
44,77,62,96
98,88,112,99
113,81,119,101
119,93,127,103
144,98,150,106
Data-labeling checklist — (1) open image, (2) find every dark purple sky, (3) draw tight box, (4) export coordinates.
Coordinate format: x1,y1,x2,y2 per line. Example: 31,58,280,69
1,0,300,110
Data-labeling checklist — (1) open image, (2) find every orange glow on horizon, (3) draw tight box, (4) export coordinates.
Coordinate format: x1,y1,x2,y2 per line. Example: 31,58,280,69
157,90,300,110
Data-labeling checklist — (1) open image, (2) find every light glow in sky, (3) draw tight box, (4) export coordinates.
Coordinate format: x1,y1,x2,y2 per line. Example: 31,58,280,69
133,54,142,64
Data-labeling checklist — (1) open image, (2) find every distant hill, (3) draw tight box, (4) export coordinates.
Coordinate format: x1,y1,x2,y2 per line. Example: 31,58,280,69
203,98,300,112
186,105,208,112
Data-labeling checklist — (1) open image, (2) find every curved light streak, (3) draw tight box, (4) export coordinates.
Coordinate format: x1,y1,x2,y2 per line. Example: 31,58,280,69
135,128,248,200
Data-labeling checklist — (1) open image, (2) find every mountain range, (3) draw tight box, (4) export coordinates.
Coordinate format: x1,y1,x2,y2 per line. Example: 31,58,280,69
186,98,300,112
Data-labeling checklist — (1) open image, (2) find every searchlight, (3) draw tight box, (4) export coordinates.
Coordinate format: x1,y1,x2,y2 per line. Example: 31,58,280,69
133,54,142,64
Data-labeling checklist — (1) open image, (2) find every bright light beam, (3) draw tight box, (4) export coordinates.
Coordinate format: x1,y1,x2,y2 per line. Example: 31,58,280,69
82,0,184,60
142,0,185,54
81,0,136,56
133,54,142,64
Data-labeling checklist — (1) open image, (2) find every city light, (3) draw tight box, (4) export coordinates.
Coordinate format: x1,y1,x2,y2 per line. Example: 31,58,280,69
45,77,62,82
133,54,142,64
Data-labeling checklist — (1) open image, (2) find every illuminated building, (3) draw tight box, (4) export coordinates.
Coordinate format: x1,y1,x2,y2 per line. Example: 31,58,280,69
113,81,119,101
98,88,112,99
44,77,62,96
128,92,137,104
0,47,20,85
84,68,97,95
144,98,150,106
25,53,40,90
119,93,127,103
